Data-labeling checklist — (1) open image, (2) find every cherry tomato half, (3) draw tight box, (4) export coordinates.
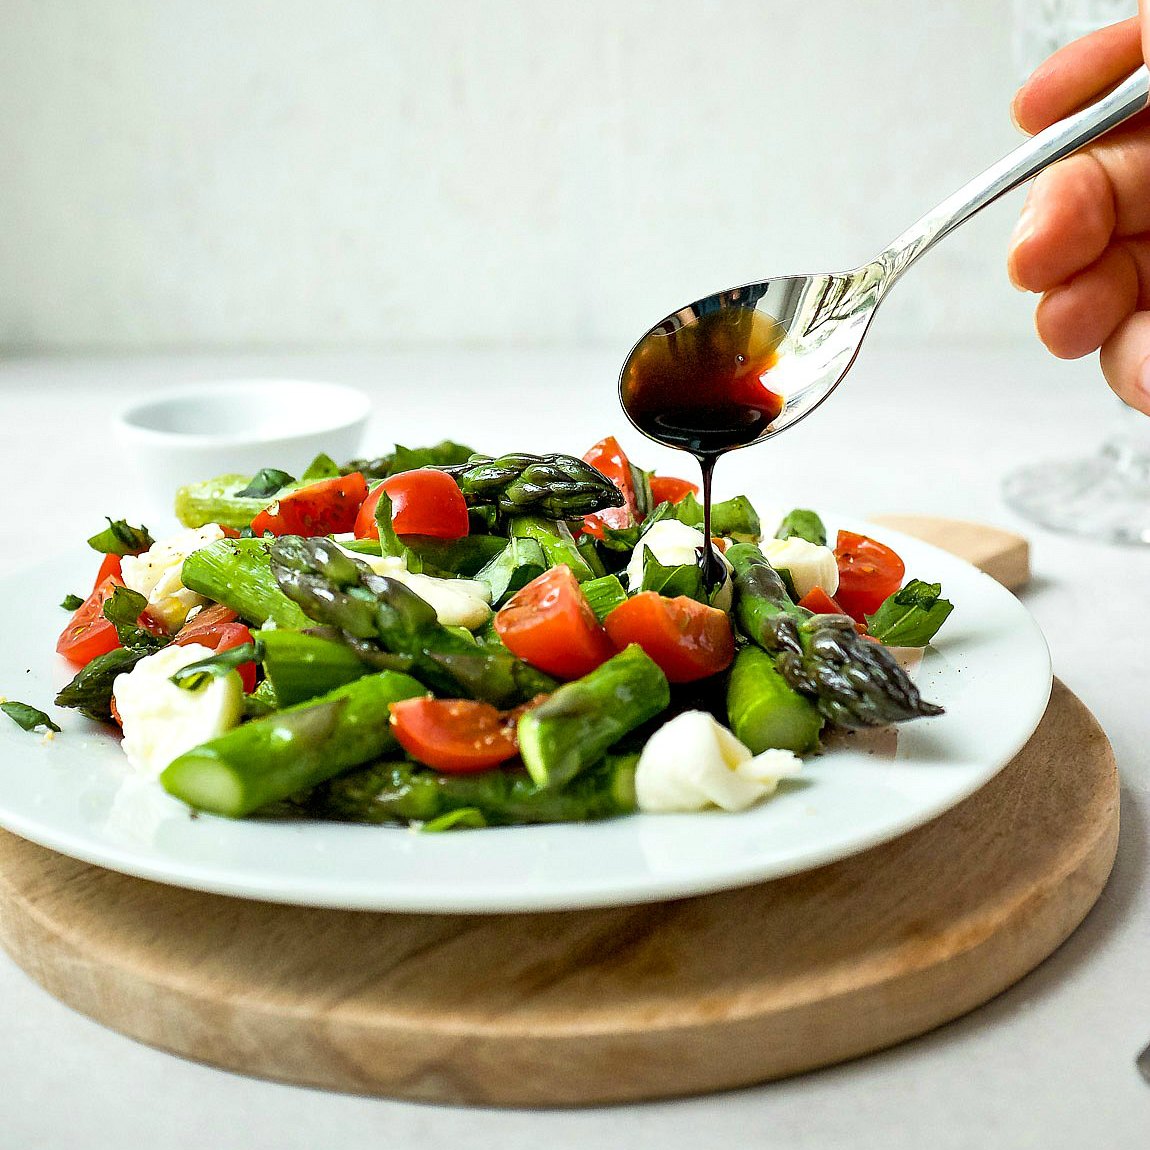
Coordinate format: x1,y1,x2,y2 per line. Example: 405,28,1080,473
389,697,522,773
174,604,258,693
494,566,616,680
649,475,699,505
250,473,368,537
604,593,735,683
582,436,638,539
832,530,905,622
354,469,469,541
56,575,126,667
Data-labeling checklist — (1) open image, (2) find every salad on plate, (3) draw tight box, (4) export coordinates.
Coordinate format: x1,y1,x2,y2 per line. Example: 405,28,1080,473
40,436,953,831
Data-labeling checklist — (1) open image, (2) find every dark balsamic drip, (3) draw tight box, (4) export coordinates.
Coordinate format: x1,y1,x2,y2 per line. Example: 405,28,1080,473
621,306,785,590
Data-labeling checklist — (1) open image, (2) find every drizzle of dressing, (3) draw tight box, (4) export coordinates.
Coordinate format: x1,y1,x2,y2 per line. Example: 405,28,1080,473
620,306,785,587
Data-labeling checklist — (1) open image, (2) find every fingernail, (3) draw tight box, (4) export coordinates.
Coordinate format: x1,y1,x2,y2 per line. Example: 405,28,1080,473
1010,203,1034,249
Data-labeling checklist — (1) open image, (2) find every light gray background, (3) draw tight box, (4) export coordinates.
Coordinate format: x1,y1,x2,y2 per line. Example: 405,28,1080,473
1,0,1049,353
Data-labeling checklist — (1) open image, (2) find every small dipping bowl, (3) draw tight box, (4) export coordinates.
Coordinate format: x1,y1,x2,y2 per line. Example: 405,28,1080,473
113,379,371,515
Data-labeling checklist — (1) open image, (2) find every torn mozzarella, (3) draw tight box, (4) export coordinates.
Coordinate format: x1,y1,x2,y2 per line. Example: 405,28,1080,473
760,537,839,600
636,710,802,813
334,545,492,630
120,524,226,630
112,643,244,780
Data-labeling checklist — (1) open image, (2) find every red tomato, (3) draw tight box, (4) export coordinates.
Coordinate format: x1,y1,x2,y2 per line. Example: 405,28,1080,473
833,531,905,622
582,436,638,539
389,697,521,773
250,473,368,537
174,605,258,693
354,469,469,540
604,593,735,683
797,587,847,615
93,552,123,588
56,575,126,667
649,475,699,505
494,566,616,680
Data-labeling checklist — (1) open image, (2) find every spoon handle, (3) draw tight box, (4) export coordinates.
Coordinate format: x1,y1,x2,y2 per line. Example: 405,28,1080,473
878,66,1150,285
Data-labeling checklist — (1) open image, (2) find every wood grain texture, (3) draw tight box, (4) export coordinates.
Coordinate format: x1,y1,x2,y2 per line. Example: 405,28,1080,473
0,517,1114,1106
0,681,1117,1106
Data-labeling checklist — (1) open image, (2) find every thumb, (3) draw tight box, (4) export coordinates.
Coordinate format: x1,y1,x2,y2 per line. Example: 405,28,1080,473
1101,311,1150,414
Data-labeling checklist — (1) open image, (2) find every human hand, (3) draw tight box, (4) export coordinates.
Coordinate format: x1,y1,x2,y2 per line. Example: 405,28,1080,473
1008,11,1150,413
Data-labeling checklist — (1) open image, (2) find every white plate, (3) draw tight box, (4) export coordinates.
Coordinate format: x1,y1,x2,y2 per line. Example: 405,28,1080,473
0,520,1051,913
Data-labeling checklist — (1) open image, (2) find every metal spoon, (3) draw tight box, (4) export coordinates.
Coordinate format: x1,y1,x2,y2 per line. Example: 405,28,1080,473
619,67,1150,450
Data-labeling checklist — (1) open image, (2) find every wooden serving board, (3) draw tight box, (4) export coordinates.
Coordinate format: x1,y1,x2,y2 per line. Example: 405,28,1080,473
0,519,1119,1107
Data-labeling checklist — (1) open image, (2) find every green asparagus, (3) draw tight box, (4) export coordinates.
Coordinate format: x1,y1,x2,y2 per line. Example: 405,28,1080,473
160,670,426,817
307,753,638,826
181,538,312,629
728,543,944,729
269,536,555,705
438,453,625,520
517,645,670,789
726,646,823,754
257,628,370,706
508,517,597,581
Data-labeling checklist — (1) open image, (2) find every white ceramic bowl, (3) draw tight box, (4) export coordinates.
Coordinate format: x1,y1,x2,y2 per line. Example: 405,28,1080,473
113,379,371,510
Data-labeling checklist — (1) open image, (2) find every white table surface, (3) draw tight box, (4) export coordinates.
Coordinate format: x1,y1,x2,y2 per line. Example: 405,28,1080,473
0,342,1146,1148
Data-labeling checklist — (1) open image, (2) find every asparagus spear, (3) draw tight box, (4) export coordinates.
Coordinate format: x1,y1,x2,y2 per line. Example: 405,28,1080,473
517,645,670,789
256,628,371,707
438,453,625,520
269,536,555,706
727,543,943,729
181,538,312,629
726,646,823,754
306,753,638,826
160,670,426,817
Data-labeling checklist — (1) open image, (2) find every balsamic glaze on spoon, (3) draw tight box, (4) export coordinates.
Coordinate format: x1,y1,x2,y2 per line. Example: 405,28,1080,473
619,305,786,587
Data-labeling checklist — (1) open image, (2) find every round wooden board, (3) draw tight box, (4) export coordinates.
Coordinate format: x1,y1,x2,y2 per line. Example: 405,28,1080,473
0,679,1117,1107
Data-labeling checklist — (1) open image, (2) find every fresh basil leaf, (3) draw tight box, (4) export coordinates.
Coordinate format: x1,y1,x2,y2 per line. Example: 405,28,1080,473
1,701,61,733
421,807,487,832
712,495,761,542
87,518,154,557
629,464,654,521
775,508,826,547
348,440,476,480
170,641,260,692
664,491,705,530
235,468,295,500
372,490,422,573
300,452,341,482
55,647,148,722
60,593,85,611
865,579,954,647
775,566,800,603
639,546,707,603
102,586,168,652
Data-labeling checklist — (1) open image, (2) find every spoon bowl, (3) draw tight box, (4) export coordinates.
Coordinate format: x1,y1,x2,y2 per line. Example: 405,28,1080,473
620,67,1150,456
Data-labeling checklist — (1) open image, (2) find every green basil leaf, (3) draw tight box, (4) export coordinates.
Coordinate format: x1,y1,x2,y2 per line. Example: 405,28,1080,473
775,508,826,547
864,579,954,647
421,807,488,832
711,495,761,542
87,518,154,557
1,700,61,733
60,593,85,611
100,586,167,652
300,452,341,482
170,641,260,692
348,440,476,480
372,490,422,573
55,647,148,722
235,468,296,500
639,546,707,603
